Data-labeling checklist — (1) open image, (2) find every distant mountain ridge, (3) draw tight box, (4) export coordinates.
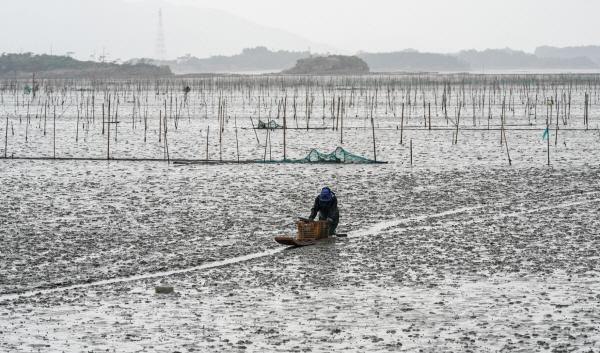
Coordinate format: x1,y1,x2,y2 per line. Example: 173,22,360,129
361,48,597,72
535,46,600,65
139,47,310,74
4,46,600,77
135,47,598,74
0,53,172,78
131,46,599,74
457,48,597,70
358,51,469,72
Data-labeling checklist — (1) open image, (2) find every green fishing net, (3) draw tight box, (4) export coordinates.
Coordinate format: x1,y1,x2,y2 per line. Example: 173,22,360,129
301,147,377,163
257,120,281,129
262,147,381,164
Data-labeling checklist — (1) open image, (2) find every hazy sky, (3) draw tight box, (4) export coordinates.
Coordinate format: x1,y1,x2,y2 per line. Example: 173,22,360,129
165,0,600,53
1,0,599,60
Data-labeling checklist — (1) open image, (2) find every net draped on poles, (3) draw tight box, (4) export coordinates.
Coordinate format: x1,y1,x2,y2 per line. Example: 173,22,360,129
262,147,384,164
257,120,281,129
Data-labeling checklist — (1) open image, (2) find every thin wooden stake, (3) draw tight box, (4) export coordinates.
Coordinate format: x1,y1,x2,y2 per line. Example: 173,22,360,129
53,106,56,159
410,139,413,166
4,115,7,158
206,125,210,160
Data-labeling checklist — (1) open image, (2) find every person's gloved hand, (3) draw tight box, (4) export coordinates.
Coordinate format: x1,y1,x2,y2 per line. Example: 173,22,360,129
326,218,334,223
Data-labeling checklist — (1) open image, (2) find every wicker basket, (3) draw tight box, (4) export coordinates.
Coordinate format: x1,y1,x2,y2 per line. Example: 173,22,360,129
296,220,329,240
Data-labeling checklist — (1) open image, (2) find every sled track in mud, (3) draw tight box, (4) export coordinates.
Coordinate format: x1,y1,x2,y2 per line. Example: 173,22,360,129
1,193,599,302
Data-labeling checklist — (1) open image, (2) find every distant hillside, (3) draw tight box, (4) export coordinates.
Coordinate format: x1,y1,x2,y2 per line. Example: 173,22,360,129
354,49,598,73
535,46,600,65
457,49,597,70
5,48,599,78
129,47,600,75
360,48,599,72
0,53,172,78
359,51,469,72
141,47,310,74
284,55,369,75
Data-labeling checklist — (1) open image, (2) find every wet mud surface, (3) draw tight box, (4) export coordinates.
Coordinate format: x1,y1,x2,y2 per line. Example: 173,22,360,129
1,160,600,352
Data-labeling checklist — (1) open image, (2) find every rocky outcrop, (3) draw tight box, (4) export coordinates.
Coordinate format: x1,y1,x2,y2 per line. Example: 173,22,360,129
284,55,370,75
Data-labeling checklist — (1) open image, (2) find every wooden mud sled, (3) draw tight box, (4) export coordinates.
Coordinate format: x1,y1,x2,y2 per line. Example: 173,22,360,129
274,219,346,247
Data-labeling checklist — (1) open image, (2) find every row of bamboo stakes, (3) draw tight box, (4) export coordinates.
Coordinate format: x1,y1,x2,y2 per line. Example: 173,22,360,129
1,74,600,165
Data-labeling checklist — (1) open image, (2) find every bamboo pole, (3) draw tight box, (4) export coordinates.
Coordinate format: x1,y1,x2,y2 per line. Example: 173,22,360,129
399,102,405,145
340,98,344,145
555,100,559,146
164,107,169,163
250,117,260,144
101,103,105,135
547,108,550,166
371,98,377,162
235,117,240,163
283,96,287,160
206,125,209,161
502,125,512,166
107,97,111,160
53,106,56,159
428,102,431,131
410,139,413,166
4,115,7,158
76,107,80,142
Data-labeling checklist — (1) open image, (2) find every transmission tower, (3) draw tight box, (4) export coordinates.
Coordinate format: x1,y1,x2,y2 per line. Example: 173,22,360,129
155,8,167,60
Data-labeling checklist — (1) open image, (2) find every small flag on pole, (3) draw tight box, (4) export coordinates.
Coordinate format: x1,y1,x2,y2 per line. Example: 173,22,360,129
542,127,549,141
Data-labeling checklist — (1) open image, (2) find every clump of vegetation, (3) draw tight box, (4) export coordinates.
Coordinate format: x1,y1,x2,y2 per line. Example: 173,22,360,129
284,55,370,75
0,53,172,78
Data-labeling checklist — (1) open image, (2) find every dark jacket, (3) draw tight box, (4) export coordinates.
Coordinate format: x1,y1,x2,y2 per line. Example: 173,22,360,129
309,195,339,222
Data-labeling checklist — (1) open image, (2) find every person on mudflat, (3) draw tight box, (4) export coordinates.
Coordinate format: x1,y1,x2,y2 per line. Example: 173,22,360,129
308,186,339,235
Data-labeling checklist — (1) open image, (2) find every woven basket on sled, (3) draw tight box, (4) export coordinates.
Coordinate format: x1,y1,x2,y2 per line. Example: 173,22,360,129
296,220,329,240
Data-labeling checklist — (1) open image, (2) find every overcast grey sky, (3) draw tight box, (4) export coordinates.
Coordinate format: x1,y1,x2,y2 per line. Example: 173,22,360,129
165,0,600,52
1,0,599,60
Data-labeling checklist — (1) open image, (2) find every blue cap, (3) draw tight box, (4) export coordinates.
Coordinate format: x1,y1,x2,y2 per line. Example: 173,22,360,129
319,187,333,202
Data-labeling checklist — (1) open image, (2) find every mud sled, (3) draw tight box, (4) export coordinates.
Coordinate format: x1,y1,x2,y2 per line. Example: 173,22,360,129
274,219,347,247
